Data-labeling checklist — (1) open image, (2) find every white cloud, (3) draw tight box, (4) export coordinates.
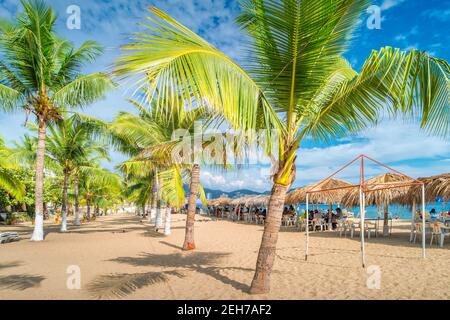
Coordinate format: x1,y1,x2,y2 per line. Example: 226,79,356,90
423,8,450,22
380,0,406,11
200,119,450,192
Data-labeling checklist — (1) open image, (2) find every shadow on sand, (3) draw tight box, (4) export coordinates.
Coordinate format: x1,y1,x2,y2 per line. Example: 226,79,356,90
87,251,253,298
0,274,45,290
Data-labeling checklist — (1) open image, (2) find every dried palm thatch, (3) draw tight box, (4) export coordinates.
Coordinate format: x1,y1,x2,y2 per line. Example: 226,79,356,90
285,178,353,205
244,194,270,207
230,195,252,206
207,196,232,206
396,173,450,206
341,173,414,207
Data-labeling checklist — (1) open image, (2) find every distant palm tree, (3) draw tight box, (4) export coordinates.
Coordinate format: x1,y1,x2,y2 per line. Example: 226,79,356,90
0,0,113,240
45,115,110,231
114,0,449,294
78,167,122,221
110,99,208,242
0,136,25,200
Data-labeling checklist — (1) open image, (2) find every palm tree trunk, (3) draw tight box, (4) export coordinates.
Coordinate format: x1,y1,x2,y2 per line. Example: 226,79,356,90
383,199,389,236
249,182,289,294
183,164,200,250
31,118,47,241
60,170,69,232
155,198,162,230
148,192,154,222
86,199,91,220
74,174,80,225
250,161,296,294
154,171,163,231
164,205,171,236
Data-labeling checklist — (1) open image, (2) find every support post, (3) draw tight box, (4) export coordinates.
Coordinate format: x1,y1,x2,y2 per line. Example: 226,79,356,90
305,193,309,261
360,187,366,268
422,184,426,259
410,200,416,242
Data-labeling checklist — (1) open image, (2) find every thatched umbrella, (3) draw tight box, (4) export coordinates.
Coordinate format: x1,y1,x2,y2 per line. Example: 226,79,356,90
285,187,307,205
286,178,353,205
396,173,450,206
207,196,232,207
245,194,270,207
341,173,413,236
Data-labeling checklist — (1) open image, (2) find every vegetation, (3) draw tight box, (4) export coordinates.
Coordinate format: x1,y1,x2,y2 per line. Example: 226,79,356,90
0,0,448,297
0,0,114,239
114,0,450,294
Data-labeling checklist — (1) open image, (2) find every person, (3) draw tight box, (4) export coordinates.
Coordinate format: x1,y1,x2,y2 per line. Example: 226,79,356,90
283,207,289,216
261,208,267,217
336,207,342,219
288,205,295,216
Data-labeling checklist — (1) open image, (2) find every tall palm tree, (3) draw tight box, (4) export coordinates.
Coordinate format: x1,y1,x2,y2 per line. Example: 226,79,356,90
0,136,25,200
45,115,110,231
110,99,208,245
0,0,114,241
114,1,450,294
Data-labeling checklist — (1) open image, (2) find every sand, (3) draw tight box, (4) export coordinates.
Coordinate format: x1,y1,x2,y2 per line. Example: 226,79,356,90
0,213,449,300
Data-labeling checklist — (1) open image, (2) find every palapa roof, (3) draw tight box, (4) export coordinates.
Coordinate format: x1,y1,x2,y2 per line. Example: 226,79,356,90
285,178,353,205
341,173,415,207
207,196,232,206
244,194,270,207
396,173,450,206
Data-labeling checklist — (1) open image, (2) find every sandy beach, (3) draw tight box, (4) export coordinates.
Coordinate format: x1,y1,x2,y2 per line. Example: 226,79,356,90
0,213,449,300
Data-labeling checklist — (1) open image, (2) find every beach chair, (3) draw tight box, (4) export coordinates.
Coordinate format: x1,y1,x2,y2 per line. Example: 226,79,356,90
337,219,347,237
413,222,425,244
312,217,325,232
430,222,450,248
365,221,378,239
350,219,360,238
0,232,21,244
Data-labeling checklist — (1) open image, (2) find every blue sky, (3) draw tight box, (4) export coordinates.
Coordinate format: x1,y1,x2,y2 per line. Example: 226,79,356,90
0,0,449,192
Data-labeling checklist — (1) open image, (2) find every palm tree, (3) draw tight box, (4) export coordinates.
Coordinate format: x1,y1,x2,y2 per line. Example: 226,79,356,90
45,114,110,231
114,1,450,294
110,99,208,245
78,167,122,220
0,0,113,241
0,136,25,200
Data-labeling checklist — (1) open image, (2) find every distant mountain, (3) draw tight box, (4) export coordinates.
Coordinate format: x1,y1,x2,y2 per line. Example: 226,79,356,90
203,187,268,199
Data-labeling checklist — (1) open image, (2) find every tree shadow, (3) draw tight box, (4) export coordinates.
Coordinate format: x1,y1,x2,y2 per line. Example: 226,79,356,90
87,270,184,299
0,274,45,290
104,251,252,295
159,241,183,250
0,261,23,270
110,251,230,268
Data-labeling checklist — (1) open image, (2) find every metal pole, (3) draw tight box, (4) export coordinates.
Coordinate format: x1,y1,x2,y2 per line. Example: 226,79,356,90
410,200,416,242
360,155,366,268
305,193,309,261
422,184,426,259
360,186,366,268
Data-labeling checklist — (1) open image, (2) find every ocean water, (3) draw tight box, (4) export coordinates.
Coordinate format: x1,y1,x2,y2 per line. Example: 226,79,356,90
292,201,449,220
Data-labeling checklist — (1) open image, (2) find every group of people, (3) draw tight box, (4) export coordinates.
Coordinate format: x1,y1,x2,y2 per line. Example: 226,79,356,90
305,207,342,230
207,205,267,221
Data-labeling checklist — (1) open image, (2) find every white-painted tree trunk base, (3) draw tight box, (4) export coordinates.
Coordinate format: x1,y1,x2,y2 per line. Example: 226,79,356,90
383,224,389,236
155,208,163,230
164,207,171,235
149,208,156,223
74,213,81,226
31,214,44,241
61,212,67,232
